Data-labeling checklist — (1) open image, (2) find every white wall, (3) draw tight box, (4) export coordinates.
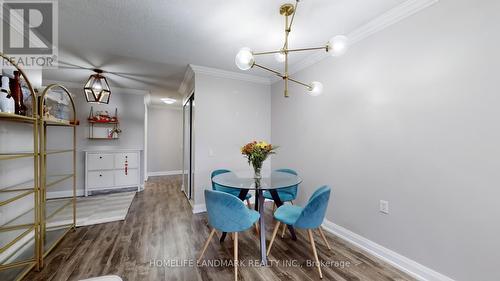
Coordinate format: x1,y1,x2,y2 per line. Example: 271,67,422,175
271,0,500,280
47,88,145,196
193,71,271,206
147,106,183,174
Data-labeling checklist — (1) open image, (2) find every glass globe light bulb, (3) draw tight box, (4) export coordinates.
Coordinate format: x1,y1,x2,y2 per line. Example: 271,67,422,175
235,47,255,70
274,51,286,63
93,79,102,91
327,35,349,57
307,81,323,96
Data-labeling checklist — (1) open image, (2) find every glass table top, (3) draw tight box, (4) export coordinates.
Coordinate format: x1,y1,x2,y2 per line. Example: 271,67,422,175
212,171,302,190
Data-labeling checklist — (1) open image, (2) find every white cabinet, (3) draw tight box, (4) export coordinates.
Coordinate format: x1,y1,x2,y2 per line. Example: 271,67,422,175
85,150,142,196
88,153,114,170
114,152,138,169
115,169,139,186
88,171,114,188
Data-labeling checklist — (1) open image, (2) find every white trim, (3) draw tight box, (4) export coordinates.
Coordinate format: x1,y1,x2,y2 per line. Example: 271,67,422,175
189,64,271,85
47,189,85,199
147,170,183,177
285,0,439,77
148,104,183,110
144,100,149,185
192,204,207,214
82,148,143,152
178,66,195,96
322,219,455,281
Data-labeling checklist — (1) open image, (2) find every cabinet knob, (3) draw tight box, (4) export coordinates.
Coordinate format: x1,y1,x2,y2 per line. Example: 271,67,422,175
99,174,102,177
99,156,102,159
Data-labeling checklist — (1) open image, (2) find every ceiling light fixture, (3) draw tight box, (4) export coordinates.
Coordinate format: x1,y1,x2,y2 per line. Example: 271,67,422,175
235,0,349,97
161,98,176,104
84,69,111,104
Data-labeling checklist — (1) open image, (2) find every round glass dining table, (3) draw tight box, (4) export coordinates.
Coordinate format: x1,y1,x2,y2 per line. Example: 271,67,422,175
212,170,302,264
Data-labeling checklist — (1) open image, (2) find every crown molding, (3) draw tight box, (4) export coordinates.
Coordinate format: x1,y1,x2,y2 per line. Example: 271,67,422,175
178,65,195,96
144,93,152,106
189,64,271,85
284,0,439,79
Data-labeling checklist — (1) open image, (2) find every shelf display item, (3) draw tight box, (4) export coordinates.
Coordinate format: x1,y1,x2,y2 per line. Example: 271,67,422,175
0,76,15,113
10,71,27,116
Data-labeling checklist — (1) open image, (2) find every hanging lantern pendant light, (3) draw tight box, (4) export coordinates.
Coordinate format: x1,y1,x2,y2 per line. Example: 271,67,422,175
84,69,111,104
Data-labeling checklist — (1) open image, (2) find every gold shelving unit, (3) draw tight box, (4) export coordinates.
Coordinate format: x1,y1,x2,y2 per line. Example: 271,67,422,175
0,53,39,281
38,84,76,268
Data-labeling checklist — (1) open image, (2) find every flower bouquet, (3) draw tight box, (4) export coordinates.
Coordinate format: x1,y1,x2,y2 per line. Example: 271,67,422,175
241,141,277,179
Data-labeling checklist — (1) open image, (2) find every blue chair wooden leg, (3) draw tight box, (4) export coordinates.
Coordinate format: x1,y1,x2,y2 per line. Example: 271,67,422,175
281,223,287,238
307,229,323,279
318,227,331,250
267,221,281,256
198,228,216,262
234,232,238,281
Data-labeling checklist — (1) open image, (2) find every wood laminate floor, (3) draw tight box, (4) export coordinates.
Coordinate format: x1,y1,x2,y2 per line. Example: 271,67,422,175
24,176,416,281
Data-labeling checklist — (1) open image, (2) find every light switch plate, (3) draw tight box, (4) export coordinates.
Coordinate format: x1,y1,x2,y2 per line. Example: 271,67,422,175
380,200,389,214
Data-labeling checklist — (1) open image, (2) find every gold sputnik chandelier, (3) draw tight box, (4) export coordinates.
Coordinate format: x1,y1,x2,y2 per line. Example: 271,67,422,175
235,0,349,97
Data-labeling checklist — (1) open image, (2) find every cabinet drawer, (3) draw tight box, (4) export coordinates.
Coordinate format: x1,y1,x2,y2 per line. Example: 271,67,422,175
87,171,114,188
88,154,114,170
114,153,138,169
114,169,138,186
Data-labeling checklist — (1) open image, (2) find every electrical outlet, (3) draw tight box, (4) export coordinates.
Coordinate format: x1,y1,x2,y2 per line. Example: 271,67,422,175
379,200,389,214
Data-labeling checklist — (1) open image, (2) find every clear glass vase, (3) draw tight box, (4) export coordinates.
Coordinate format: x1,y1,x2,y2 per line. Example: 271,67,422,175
253,165,262,179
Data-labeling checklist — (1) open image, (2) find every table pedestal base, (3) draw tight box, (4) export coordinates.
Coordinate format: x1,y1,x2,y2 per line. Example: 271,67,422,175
219,188,297,264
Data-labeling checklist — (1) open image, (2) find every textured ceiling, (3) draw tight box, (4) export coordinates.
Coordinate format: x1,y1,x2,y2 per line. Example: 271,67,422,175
43,0,405,105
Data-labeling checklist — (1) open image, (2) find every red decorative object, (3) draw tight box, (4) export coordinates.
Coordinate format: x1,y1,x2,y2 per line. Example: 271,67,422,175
10,71,26,115
88,107,119,123
124,156,128,175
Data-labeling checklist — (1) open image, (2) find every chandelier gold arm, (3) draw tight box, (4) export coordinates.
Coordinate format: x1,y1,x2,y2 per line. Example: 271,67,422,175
253,63,312,91
253,63,283,77
288,77,312,90
253,46,328,56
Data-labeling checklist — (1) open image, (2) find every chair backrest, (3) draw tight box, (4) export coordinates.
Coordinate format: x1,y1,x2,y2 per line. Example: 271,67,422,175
275,168,299,199
211,169,235,193
294,185,331,229
205,190,256,232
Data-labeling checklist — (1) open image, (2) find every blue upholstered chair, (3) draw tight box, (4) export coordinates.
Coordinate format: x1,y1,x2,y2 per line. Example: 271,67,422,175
264,168,299,237
198,190,260,281
263,168,298,203
211,169,252,207
267,185,332,279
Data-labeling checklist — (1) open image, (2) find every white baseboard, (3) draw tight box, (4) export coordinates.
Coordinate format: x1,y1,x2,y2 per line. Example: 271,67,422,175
192,204,206,214
47,189,84,199
148,170,183,177
322,220,455,281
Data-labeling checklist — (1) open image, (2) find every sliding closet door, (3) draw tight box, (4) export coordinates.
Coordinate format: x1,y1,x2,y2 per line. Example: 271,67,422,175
182,94,194,200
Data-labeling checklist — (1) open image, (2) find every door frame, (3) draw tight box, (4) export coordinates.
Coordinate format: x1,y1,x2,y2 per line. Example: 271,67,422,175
182,91,195,200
